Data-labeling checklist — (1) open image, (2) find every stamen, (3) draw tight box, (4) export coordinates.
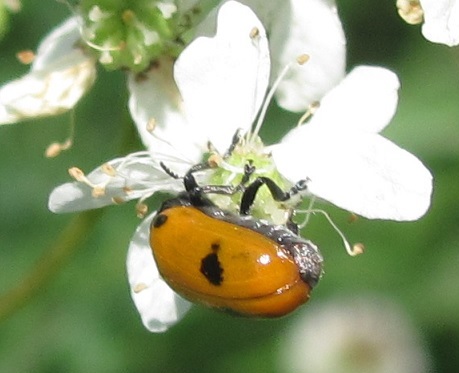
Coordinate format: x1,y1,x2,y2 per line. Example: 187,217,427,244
101,163,117,177
112,196,126,204
44,109,76,158
92,185,106,197
297,208,364,257
396,0,424,25
208,153,222,168
249,27,260,39
147,118,156,132
68,166,107,197
144,126,196,164
16,50,35,64
296,54,309,65
250,54,310,144
133,283,148,293
136,202,148,218
45,139,73,158
68,167,87,182
297,101,320,127
299,196,316,229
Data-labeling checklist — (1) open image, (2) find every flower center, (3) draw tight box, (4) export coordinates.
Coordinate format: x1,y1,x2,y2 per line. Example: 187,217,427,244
78,0,202,72
202,134,294,226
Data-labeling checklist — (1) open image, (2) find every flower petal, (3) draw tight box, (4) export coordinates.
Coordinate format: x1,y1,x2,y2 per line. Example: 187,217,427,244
174,1,270,154
272,126,433,221
126,214,192,332
420,0,459,46
305,66,400,134
128,59,205,173
0,17,96,124
238,0,346,112
48,155,182,213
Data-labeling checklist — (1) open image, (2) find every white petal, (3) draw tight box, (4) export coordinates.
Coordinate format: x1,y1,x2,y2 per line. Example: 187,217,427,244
128,61,205,173
421,0,459,46
48,155,182,213
303,66,400,134
238,0,346,112
126,214,192,332
272,126,433,221
174,1,270,154
0,18,96,124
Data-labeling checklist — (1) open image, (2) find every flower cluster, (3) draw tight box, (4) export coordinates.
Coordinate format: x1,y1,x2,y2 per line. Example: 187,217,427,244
1,0,435,333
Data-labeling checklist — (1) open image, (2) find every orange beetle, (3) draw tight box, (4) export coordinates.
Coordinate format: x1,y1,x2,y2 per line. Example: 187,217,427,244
150,161,323,317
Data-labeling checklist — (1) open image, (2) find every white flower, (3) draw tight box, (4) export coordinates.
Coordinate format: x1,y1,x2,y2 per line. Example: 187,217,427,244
278,296,431,373
130,0,346,154
0,0,200,126
1,0,344,127
0,18,96,125
49,1,432,332
397,0,459,46
420,0,459,46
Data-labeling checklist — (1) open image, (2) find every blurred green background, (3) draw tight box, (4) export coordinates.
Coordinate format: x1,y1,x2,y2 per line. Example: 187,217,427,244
1,1,459,372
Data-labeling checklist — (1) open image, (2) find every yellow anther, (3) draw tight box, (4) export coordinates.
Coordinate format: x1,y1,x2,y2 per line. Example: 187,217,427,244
397,0,424,25
136,202,148,218
296,54,310,65
208,153,222,168
249,27,260,39
123,186,133,194
16,50,35,65
45,143,63,158
147,118,156,133
101,163,117,177
112,196,126,204
92,185,106,198
133,283,148,293
68,167,86,182
351,243,365,256
44,139,73,158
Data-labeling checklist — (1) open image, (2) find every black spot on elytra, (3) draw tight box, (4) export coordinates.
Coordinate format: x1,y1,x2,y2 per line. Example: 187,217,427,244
152,214,168,228
200,242,223,285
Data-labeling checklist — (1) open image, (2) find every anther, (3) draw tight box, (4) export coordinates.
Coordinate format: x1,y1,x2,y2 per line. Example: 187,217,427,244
249,27,260,39
297,101,320,126
147,118,156,132
16,50,35,64
296,54,310,65
351,243,365,256
136,202,148,218
123,186,134,194
297,208,363,257
112,196,126,204
133,283,148,293
44,139,73,158
92,185,106,197
68,167,86,182
207,153,222,168
396,0,424,25
101,163,116,177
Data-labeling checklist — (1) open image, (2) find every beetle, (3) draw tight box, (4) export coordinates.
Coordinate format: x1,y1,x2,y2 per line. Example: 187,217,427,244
150,159,323,317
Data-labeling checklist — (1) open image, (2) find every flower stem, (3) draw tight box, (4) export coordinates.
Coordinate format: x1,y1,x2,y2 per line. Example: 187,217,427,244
0,209,103,323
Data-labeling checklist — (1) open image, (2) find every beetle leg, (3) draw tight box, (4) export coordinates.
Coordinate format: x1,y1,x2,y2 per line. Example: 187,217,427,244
240,178,309,215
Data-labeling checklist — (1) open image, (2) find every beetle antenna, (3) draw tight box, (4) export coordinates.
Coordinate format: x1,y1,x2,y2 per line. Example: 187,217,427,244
159,162,181,179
